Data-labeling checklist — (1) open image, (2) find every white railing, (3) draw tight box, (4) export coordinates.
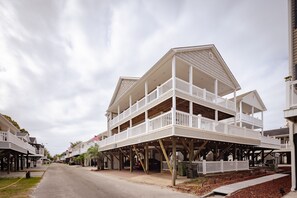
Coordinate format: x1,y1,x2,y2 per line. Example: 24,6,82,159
115,129,128,142
104,110,280,150
237,113,263,127
176,78,190,94
287,79,297,108
109,77,236,128
280,141,290,149
149,111,172,130
130,122,146,137
260,135,281,146
197,160,249,174
0,131,36,154
147,89,158,103
176,111,190,126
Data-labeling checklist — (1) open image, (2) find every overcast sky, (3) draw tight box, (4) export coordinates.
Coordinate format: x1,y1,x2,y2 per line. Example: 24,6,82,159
0,0,288,155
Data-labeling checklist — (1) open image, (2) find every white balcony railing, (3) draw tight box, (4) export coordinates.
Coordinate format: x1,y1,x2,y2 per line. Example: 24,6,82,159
101,110,279,149
280,141,291,149
110,77,235,128
0,131,36,154
286,79,297,109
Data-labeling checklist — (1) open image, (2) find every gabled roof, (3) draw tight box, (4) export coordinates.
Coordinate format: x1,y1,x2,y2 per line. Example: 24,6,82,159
107,44,241,111
234,90,267,111
172,44,241,91
108,77,139,107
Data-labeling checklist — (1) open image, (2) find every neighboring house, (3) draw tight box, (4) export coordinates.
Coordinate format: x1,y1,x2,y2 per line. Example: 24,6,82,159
28,137,47,167
99,44,279,185
284,0,297,191
0,113,38,173
225,90,266,134
65,131,108,164
264,128,291,165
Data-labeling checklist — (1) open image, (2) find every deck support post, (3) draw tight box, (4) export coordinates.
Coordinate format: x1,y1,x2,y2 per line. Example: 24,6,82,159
20,154,23,170
261,149,265,165
145,143,149,173
130,147,133,172
193,141,208,160
159,139,172,175
1,158,4,171
189,140,194,164
172,138,177,186
16,154,19,171
26,153,29,168
7,152,10,174
118,150,122,171
252,148,255,167
110,154,114,170
133,145,147,174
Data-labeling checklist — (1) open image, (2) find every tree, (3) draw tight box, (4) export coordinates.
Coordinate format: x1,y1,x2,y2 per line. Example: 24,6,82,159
3,114,30,135
3,115,20,129
87,144,103,170
70,141,82,148
44,148,52,160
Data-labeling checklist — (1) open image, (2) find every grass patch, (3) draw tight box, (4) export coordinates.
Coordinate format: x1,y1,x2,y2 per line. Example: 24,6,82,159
0,177,41,198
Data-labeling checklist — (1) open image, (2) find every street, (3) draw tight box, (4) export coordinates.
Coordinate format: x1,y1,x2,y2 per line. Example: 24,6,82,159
32,163,196,198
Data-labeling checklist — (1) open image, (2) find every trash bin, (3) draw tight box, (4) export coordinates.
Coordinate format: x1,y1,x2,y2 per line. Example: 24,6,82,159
178,162,187,176
187,163,198,178
26,171,31,179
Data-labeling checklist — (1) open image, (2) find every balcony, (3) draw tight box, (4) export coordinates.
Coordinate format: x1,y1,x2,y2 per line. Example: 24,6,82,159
110,77,235,128
0,131,36,154
100,110,280,149
284,79,297,120
280,141,291,150
224,113,263,128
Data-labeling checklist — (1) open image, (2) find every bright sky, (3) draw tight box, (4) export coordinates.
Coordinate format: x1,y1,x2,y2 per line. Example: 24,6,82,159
0,0,288,155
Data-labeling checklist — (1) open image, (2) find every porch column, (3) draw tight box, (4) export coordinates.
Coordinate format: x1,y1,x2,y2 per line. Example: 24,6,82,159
145,81,148,104
111,154,114,170
129,95,132,114
214,79,218,104
189,101,193,127
261,111,264,135
233,90,237,125
117,105,120,134
251,106,254,130
215,110,218,122
239,101,242,127
189,65,193,95
172,138,177,186
16,154,19,171
145,111,149,133
172,56,176,90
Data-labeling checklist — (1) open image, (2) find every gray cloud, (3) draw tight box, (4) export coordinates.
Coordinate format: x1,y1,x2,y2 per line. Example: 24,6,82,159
0,0,288,155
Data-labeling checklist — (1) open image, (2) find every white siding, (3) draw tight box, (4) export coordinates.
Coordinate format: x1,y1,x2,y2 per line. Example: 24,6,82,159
176,49,235,89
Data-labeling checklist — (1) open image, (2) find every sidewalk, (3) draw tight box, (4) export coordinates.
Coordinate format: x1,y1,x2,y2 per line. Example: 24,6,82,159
212,173,288,196
283,191,297,197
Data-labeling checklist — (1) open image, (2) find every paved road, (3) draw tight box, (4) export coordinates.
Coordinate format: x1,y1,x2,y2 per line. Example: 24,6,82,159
32,163,196,198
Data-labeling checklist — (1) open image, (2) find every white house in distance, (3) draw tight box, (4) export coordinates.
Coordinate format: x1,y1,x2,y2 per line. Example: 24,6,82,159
0,113,45,173
98,44,279,185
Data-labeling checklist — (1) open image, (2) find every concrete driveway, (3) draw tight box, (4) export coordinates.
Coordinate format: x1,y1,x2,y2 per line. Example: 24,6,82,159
32,163,197,198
